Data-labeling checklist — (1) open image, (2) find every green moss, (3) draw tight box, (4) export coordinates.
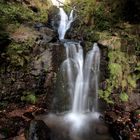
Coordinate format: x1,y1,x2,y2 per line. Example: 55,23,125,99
119,92,129,102
21,91,37,104
94,2,113,31
121,79,127,89
99,49,138,103
135,62,140,71
99,89,114,104
0,2,48,28
109,63,122,78
6,42,32,67
127,75,136,88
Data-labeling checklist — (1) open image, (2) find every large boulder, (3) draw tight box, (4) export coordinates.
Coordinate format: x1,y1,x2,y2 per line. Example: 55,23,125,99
26,120,51,140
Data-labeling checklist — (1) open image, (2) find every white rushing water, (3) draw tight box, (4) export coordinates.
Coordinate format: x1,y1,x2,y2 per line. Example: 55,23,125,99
48,0,102,138
58,8,74,40
51,0,74,40
51,0,100,124
62,42,100,113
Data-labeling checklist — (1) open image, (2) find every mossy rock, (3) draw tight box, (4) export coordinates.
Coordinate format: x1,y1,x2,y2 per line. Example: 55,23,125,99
95,31,121,49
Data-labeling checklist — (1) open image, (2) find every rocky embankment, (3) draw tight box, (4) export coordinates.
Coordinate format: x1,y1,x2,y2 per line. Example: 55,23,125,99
0,0,65,139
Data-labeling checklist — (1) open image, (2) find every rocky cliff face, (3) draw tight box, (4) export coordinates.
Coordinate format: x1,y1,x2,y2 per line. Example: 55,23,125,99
0,1,65,138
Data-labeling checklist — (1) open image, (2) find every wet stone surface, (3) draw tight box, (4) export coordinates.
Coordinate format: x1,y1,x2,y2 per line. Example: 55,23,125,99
31,113,114,140
26,120,51,140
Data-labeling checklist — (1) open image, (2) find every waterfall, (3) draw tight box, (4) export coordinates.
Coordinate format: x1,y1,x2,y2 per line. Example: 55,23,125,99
51,0,101,115
58,8,74,40
30,1,115,140
62,42,100,113
51,0,74,40
48,1,102,138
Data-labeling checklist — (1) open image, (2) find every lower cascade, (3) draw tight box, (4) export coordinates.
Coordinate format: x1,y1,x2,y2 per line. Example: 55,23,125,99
40,1,113,140
43,42,103,140
63,42,100,113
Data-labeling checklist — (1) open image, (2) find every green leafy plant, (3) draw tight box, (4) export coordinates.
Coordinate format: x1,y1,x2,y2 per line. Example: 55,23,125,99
127,75,136,88
109,63,122,78
119,92,129,102
21,92,37,104
0,2,48,26
99,89,114,104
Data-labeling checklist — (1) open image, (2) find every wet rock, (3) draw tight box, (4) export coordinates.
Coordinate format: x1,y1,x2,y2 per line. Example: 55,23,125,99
131,109,140,123
127,94,140,111
34,23,45,30
0,26,63,110
11,25,38,43
0,116,26,138
31,42,64,76
23,112,35,120
31,47,52,76
34,23,57,45
97,32,121,50
113,93,140,112
0,134,5,139
39,27,55,37
36,34,55,45
95,124,109,135
26,120,51,140
48,6,60,31
13,132,26,140
94,135,114,140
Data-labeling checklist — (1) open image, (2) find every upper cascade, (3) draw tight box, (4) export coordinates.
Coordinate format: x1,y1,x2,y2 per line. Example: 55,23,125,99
58,8,74,40
51,0,74,40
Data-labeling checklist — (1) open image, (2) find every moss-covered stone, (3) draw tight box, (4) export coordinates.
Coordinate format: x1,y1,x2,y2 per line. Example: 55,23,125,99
99,47,138,103
0,0,51,106
95,32,121,49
